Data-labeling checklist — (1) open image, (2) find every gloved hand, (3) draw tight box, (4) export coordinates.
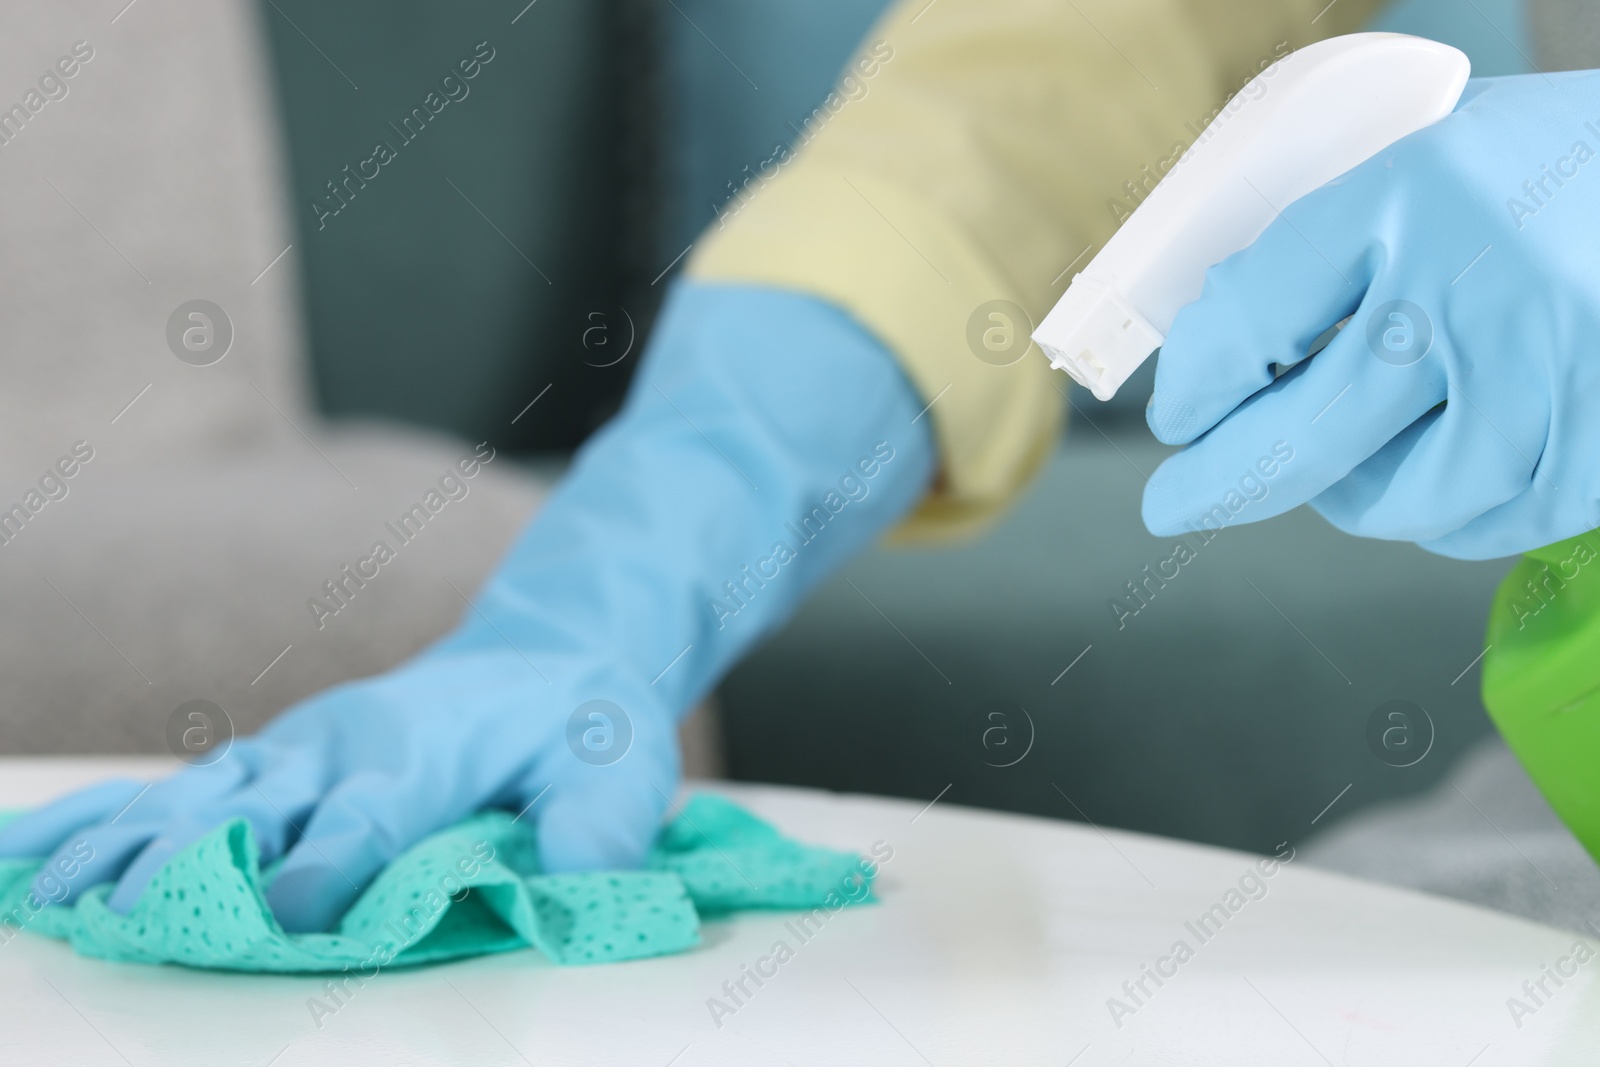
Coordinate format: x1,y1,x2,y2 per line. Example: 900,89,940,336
1141,72,1600,560
0,281,933,932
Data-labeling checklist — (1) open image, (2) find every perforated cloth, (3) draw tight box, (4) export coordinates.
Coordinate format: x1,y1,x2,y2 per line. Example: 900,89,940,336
0,794,874,971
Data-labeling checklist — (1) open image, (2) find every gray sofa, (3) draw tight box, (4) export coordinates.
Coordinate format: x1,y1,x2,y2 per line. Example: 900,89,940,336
0,2,544,752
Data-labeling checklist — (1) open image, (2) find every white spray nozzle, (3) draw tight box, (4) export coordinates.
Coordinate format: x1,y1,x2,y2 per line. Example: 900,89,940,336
1038,275,1164,401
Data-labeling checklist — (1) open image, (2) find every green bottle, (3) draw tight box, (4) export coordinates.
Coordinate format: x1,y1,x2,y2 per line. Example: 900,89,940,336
1482,531,1600,863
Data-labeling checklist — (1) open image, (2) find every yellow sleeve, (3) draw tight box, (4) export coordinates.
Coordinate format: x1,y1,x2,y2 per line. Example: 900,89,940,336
687,0,1387,542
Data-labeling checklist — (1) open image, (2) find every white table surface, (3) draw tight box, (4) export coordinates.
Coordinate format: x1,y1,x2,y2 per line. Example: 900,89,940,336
0,758,1594,1066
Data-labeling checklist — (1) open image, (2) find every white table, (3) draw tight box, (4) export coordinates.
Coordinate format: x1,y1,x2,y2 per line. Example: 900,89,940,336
0,759,1594,1065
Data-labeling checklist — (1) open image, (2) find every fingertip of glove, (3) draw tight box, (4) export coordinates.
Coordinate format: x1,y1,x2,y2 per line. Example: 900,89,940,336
534,789,660,874
1140,469,1190,538
0,777,146,859
1146,394,1204,445
105,839,179,915
264,861,358,934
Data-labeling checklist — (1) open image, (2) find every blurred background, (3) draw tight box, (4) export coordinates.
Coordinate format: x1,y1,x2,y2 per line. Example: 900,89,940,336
0,0,1538,858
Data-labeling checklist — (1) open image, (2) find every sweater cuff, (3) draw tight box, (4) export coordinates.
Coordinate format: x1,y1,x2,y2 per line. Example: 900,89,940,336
689,166,1062,543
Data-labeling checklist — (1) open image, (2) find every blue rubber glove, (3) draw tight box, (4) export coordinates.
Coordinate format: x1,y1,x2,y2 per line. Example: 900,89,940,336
0,281,933,932
1142,72,1600,560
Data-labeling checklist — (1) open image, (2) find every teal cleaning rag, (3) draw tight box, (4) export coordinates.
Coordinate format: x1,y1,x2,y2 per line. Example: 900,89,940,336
0,794,876,971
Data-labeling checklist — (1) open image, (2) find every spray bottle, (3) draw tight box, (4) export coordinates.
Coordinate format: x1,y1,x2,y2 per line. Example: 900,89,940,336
1031,32,1600,863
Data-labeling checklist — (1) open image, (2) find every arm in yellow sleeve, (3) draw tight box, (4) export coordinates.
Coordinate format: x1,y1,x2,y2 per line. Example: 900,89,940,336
688,0,1386,542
